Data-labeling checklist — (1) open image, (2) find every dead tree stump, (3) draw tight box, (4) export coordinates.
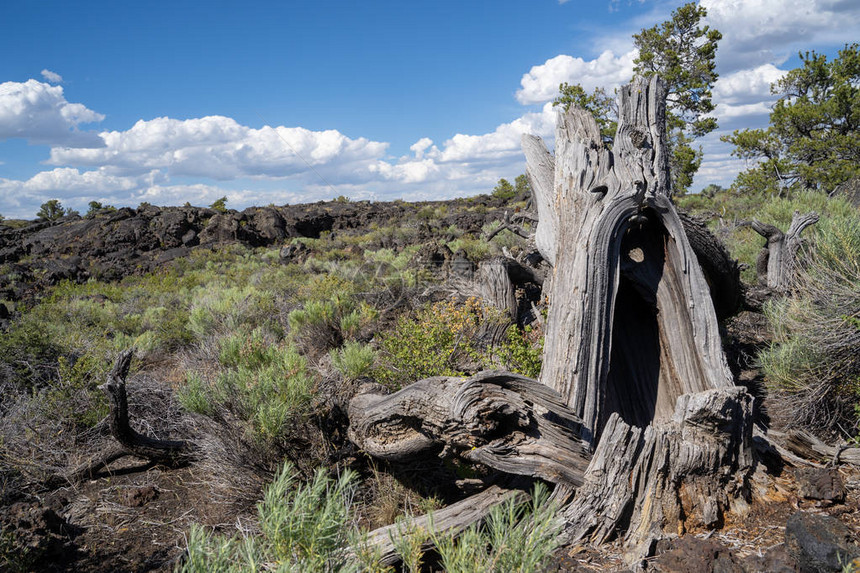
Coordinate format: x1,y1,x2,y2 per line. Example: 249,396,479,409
561,387,754,561
752,210,819,289
62,350,193,484
525,76,735,443
348,76,755,565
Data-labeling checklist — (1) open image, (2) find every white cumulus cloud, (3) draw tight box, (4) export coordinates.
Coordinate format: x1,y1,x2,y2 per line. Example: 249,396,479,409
50,115,389,179
516,50,636,105
0,80,105,147
40,69,63,84
713,64,786,105
702,0,860,73
438,103,557,163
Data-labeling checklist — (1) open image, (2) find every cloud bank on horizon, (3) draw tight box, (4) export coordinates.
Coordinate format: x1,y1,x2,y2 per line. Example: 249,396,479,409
1,0,858,219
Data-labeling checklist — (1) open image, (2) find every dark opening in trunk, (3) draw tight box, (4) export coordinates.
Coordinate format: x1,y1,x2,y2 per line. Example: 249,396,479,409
603,210,671,432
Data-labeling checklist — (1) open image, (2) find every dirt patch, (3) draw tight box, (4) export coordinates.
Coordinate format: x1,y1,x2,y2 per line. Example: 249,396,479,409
2,460,255,573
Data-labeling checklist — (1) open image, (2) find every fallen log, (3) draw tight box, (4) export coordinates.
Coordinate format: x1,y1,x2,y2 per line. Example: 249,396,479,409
770,429,860,467
358,485,524,566
348,371,591,487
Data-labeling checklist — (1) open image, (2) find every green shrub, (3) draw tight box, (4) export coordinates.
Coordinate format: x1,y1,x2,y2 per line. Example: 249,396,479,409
446,236,493,262
213,341,313,445
176,372,214,416
759,213,860,435
494,325,543,378
209,196,228,212
679,189,858,284
178,463,363,573
177,331,314,447
429,483,561,573
188,285,276,339
288,299,342,351
491,178,517,201
179,467,560,573
376,298,486,388
331,341,377,381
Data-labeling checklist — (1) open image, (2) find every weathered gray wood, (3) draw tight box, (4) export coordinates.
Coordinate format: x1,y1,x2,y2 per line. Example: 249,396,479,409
522,134,557,265
479,258,518,321
562,387,754,565
679,211,742,320
752,210,819,289
359,485,524,566
485,210,531,242
529,76,733,443
347,371,591,487
348,76,753,565
769,429,860,467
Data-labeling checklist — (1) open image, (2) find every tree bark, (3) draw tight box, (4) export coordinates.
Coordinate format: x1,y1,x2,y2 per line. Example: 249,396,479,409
679,211,742,320
529,76,733,444
100,349,191,464
478,258,518,322
769,429,860,467
348,371,591,487
752,210,819,289
561,387,754,560
347,76,754,565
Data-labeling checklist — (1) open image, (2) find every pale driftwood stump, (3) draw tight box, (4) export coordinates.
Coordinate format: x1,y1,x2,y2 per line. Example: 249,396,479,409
753,210,819,289
348,76,755,566
525,76,734,443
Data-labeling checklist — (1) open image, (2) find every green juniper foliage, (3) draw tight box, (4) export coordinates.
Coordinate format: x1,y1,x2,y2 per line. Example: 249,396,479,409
724,43,860,196
551,2,720,195
633,2,721,194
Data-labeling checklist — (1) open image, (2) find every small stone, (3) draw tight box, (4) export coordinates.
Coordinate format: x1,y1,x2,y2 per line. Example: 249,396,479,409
650,536,745,573
784,511,860,573
742,544,800,573
796,467,845,502
121,485,160,508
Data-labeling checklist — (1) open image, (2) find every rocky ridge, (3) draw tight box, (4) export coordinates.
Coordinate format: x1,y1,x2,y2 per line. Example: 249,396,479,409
0,196,508,305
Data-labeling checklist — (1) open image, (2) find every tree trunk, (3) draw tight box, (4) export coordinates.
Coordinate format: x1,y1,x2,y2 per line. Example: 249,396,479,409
561,387,754,561
752,211,819,289
347,76,754,565
478,258,518,322
526,76,734,444
348,372,591,487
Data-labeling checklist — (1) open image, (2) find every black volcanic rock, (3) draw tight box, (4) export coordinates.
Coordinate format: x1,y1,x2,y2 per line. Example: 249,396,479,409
0,197,509,304
785,511,860,572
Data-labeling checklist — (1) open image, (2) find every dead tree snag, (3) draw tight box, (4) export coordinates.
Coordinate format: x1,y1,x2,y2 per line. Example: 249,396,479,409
62,350,193,484
526,76,734,443
752,210,819,289
348,76,754,565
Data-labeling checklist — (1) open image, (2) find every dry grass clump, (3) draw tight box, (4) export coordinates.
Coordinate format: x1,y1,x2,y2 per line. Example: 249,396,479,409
760,215,860,437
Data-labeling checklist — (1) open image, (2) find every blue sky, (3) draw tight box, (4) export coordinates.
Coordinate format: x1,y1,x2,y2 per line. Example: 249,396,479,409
1,0,858,219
